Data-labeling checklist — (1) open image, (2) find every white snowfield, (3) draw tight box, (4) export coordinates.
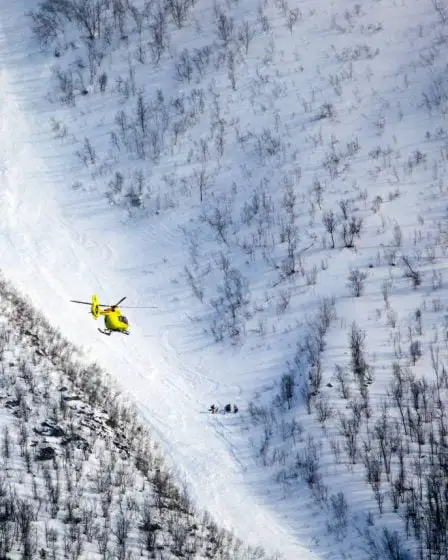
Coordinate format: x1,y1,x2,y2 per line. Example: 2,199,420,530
1,0,448,558
0,4,313,560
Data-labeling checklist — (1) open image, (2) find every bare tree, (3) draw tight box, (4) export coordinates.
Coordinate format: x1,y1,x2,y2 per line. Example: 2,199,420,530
327,492,348,540
341,216,363,248
347,268,367,297
334,365,350,399
238,20,255,54
175,49,194,83
349,322,371,387
339,412,360,463
279,372,295,409
113,511,131,559
381,278,392,308
139,497,158,552
215,8,234,46
210,254,250,342
410,340,422,365
167,0,191,28
402,256,421,288
323,210,338,248
150,7,169,64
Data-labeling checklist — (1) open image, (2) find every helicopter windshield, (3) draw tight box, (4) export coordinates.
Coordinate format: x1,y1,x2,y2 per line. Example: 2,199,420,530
119,316,128,325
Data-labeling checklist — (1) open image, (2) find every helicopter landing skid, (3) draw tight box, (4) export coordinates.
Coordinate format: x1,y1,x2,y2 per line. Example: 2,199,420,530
98,328,130,336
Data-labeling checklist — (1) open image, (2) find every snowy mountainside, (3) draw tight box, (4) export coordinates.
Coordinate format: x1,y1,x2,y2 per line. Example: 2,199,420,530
0,275,281,559
0,1,312,558
2,0,448,558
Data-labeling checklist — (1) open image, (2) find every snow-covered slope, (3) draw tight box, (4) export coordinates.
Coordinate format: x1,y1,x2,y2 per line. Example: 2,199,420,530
2,0,448,557
0,2,314,559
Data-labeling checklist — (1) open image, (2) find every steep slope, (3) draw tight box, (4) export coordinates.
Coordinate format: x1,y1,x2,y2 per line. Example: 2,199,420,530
2,0,448,557
0,1,313,558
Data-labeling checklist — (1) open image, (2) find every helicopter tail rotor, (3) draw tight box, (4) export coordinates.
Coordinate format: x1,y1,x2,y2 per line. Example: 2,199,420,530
91,294,100,319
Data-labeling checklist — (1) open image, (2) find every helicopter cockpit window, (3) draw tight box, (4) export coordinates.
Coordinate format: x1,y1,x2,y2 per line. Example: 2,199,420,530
119,316,128,324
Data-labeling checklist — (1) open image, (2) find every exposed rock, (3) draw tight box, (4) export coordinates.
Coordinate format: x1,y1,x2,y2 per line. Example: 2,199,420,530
36,446,56,461
34,421,65,438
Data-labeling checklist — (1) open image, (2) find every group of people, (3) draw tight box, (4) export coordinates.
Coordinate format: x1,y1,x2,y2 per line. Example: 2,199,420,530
209,403,239,414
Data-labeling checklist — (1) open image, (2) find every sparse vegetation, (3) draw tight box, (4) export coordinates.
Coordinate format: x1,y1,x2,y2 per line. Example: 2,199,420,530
19,0,448,557
0,276,279,559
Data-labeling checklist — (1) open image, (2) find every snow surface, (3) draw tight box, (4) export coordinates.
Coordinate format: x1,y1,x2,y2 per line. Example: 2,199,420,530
0,3,312,559
1,0,448,558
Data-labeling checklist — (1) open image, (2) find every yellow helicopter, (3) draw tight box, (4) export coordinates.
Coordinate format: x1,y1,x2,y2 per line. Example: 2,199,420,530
71,294,131,335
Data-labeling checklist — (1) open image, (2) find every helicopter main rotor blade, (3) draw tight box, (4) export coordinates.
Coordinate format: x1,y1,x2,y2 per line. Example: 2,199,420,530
71,298,158,310
112,296,127,308
119,305,159,309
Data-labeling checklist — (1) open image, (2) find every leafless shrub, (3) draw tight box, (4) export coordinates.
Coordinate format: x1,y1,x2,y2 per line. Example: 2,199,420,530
315,102,335,121
410,340,422,365
296,435,322,487
16,499,37,558
168,0,191,28
126,169,147,208
339,412,360,463
30,2,63,45
238,20,255,54
210,253,250,342
315,395,333,425
318,297,337,330
255,128,283,162
309,361,323,398
1,427,11,461
366,527,411,560
286,7,301,34
192,45,213,78
98,71,108,92
150,7,169,64
276,288,291,316
386,308,398,328
322,210,338,248
384,247,397,266
257,3,271,32
175,49,194,83
392,223,403,247
113,511,131,559
334,365,350,399
184,266,204,302
327,492,348,540
402,256,421,288
341,216,363,248
406,149,427,175
214,8,234,46
371,195,383,213
350,322,370,386
381,279,392,307
76,137,97,167
347,268,367,297
431,269,443,290
279,373,295,409
107,171,125,200
201,196,233,245
53,67,76,106
422,76,448,114
305,264,318,285
433,0,448,24
50,117,68,139
227,50,237,90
